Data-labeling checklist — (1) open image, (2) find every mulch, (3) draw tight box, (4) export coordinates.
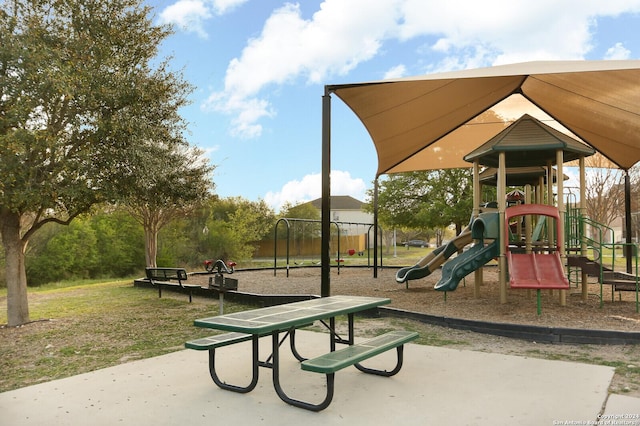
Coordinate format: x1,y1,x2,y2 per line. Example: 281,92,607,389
188,266,640,332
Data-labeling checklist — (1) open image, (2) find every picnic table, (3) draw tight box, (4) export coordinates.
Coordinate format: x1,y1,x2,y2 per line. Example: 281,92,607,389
186,295,418,411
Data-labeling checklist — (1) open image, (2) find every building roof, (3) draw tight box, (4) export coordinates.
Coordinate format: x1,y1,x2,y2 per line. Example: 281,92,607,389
309,195,365,210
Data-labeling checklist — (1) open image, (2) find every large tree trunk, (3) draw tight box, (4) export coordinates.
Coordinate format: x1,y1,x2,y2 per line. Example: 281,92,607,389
1,209,30,326
144,221,159,268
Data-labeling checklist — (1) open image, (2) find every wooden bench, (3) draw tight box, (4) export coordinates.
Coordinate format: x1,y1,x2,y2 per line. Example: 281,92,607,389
145,267,202,303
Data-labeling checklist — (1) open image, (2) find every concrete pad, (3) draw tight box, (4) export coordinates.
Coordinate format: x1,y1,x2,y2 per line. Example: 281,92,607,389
0,330,624,426
603,394,640,418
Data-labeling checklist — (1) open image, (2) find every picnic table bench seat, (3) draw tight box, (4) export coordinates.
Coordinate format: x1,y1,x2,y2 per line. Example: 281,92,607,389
280,330,418,411
145,267,202,303
302,330,419,375
185,332,254,350
185,325,313,394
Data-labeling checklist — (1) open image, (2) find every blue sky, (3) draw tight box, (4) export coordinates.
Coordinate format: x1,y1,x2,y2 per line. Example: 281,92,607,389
148,0,640,212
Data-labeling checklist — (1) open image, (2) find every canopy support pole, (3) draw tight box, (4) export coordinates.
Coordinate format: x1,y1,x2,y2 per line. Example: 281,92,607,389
321,89,331,297
625,170,633,273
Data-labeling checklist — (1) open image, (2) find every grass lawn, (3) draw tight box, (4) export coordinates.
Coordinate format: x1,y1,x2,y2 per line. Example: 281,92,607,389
0,279,245,392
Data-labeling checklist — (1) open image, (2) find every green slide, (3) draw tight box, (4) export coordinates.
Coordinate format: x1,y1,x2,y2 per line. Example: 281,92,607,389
395,231,472,283
434,240,499,292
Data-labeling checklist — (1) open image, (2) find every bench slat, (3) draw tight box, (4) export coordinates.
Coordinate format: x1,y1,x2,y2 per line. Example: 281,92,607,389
186,323,315,351
185,332,253,350
301,330,418,374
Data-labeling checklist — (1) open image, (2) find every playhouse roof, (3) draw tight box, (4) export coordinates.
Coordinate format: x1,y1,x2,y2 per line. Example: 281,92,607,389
463,114,595,168
326,60,640,175
478,166,566,187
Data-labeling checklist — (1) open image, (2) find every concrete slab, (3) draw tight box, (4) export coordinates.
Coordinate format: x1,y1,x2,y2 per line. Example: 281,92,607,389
603,394,640,419
0,330,630,426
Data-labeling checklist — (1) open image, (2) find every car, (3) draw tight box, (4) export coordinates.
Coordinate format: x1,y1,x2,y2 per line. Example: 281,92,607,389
403,240,427,248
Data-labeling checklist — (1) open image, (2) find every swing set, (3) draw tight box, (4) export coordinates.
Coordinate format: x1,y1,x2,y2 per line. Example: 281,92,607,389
273,218,380,277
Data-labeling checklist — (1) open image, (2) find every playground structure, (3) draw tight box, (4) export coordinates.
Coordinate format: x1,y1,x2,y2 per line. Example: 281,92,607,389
272,218,381,277
396,210,499,292
396,114,640,313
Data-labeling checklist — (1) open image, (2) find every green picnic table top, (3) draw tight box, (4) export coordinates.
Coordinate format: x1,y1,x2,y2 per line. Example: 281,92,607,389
193,295,391,335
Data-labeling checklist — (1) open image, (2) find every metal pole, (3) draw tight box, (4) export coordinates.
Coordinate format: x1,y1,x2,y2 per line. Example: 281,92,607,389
321,89,331,297
626,170,633,273
373,178,379,278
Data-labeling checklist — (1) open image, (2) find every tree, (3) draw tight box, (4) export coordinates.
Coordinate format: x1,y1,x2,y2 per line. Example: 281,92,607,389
584,156,625,241
366,169,474,239
0,0,186,326
194,197,276,262
124,143,214,267
423,169,474,235
279,202,321,221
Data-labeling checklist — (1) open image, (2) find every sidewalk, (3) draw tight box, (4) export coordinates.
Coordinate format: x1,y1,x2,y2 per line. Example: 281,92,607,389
1,330,637,425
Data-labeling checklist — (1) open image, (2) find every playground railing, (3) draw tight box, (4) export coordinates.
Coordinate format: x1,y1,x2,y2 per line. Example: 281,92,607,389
565,213,639,312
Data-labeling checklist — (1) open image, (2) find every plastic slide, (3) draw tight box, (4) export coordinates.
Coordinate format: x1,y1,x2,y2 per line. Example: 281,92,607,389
395,229,472,283
505,203,569,290
507,251,569,290
434,240,499,292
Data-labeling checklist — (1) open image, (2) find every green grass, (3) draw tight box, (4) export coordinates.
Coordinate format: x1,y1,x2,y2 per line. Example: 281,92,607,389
0,280,247,392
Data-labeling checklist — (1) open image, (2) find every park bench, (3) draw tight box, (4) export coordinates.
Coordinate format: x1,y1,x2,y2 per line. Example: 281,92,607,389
145,267,202,303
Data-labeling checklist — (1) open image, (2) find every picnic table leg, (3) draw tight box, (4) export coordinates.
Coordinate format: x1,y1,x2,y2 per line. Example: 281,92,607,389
289,328,307,362
271,331,335,411
354,345,406,377
208,335,259,393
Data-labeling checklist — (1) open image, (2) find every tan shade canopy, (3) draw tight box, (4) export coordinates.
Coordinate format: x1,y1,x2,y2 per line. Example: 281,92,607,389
327,60,640,175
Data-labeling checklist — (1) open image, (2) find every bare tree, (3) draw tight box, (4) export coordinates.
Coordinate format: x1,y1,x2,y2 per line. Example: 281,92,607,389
584,156,625,242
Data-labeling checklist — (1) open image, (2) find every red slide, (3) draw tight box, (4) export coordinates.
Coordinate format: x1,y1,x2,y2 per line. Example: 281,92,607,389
507,251,569,290
505,204,569,290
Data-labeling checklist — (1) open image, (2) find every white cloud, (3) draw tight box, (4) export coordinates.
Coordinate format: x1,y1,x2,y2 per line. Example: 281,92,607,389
211,0,248,15
203,0,401,137
604,42,631,60
158,0,249,38
158,0,212,39
384,64,407,79
264,170,367,212
203,0,640,138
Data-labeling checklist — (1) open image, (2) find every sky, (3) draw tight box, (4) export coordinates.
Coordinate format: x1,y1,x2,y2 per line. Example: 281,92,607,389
147,0,640,212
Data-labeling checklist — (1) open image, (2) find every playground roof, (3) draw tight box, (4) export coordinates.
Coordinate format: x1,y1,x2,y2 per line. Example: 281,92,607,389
463,114,595,168
326,60,640,175
478,166,565,187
